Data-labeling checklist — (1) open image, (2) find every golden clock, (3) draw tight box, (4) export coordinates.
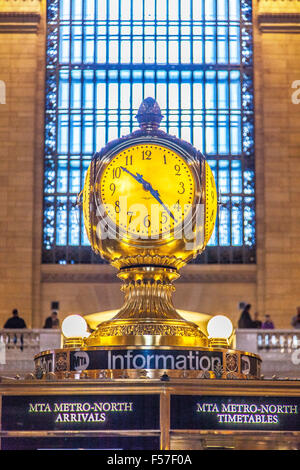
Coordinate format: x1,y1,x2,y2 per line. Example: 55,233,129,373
82,98,217,347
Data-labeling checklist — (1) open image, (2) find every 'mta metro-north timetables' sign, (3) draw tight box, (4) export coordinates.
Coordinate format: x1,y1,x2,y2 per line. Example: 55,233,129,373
171,395,300,431
1,394,160,431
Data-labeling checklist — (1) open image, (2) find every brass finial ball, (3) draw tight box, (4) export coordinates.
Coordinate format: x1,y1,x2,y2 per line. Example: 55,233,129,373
135,97,164,129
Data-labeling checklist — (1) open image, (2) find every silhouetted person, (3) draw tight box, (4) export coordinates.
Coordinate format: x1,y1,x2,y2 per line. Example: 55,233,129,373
291,307,300,329
238,304,253,328
43,311,60,329
4,309,26,329
261,314,275,329
4,309,26,351
252,312,262,329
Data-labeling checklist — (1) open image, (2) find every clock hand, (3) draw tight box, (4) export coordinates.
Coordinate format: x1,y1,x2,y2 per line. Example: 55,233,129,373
120,167,154,194
120,167,177,222
120,166,144,186
147,187,177,223
134,174,177,222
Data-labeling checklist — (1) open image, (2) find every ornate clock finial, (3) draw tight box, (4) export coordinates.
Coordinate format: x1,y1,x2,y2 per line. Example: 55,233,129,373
135,97,163,129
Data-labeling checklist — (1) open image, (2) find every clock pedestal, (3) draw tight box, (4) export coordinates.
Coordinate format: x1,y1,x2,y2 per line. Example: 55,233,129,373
85,266,207,348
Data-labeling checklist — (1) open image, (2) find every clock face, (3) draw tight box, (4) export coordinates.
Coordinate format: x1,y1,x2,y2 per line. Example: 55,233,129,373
99,144,196,238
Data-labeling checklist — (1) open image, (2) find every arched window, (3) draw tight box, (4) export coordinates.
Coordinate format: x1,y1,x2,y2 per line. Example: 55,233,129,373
43,0,255,264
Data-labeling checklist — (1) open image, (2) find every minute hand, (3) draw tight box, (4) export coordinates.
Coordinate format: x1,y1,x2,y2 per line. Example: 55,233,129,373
147,186,177,223
120,167,177,222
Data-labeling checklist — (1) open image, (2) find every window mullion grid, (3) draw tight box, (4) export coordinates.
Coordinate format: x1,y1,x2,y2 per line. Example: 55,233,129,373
129,0,133,132
154,0,157,66
228,0,234,261
53,10,61,263
105,0,109,144
74,0,85,261
178,0,182,140
64,0,74,262
118,70,121,138
189,0,194,147
239,0,247,263
117,0,121,140
130,0,133,75
165,0,169,132
142,0,145,66
44,0,254,265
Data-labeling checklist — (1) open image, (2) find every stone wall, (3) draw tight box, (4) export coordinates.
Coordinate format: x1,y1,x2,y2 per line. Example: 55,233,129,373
0,0,43,328
0,0,299,330
254,0,300,328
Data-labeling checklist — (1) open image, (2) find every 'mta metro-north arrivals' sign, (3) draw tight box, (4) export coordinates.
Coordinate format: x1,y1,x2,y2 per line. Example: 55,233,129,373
1,394,160,431
171,395,300,431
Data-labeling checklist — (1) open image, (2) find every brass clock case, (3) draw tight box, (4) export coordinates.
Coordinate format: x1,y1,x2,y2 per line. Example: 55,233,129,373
82,98,217,347
84,135,208,270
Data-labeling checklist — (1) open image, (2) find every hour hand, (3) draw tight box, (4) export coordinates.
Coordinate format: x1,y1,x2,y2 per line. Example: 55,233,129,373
120,166,140,183
121,167,150,190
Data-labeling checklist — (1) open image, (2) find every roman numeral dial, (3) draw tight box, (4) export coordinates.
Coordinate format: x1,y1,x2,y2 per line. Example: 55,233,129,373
100,144,195,237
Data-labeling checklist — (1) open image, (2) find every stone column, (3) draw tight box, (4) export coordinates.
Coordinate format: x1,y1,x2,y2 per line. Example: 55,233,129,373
0,0,44,327
255,0,300,327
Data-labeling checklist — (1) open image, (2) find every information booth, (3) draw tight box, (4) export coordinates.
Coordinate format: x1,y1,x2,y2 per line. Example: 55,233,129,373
1,378,300,450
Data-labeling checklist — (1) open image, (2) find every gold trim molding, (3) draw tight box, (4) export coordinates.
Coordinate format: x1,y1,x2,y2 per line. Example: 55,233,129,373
257,0,300,32
41,264,257,284
0,0,42,10
0,0,41,33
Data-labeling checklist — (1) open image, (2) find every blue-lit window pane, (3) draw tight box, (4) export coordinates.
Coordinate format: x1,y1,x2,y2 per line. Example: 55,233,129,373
69,197,80,245
218,72,229,109
230,0,241,21
230,114,242,154
43,0,255,264
229,26,240,64
230,71,241,109
218,115,230,155
59,0,70,20
57,161,68,193
219,197,230,246
217,0,228,20
244,197,255,246
72,0,82,20
43,197,55,249
70,115,81,153
231,160,243,194
219,160,230,194
69,161,81,193
59,26,70,63
56,197,68,245
232,197,243,246
58,71,69,109
57,115,69,154
71,26,83,63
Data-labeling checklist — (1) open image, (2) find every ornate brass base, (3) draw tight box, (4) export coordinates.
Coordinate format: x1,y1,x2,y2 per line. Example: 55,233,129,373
85,266,208,348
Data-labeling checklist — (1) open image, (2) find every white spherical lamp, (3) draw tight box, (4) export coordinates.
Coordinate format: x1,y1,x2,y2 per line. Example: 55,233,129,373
207,315,233,347
61,315,88,347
